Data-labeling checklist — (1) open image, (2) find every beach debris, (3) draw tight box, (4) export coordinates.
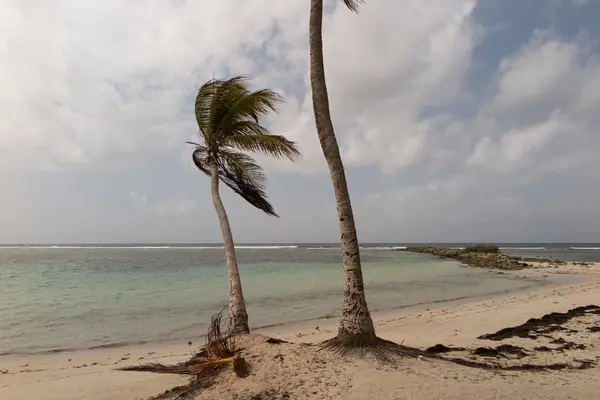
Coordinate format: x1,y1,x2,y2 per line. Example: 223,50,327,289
477,305,600,341
495,344,529,358
146,379,215,400
231,388,291,400
534,342,586,352
588,326,600,333
418,304,600,371
472,344,528,359
425,344,466,354
438,355,593,371
190,310,248,378
420,334,595,371
549,337,566,344
265,337,288,345
472,347,500,357
119,308,248,376
120,309,251,399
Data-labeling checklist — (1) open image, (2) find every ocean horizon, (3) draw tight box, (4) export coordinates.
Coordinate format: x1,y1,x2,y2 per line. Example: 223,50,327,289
2,242,599,262
1,243,598,356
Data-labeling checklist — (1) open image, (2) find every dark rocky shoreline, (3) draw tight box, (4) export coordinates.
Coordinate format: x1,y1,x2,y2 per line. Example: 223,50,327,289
397,246,566,271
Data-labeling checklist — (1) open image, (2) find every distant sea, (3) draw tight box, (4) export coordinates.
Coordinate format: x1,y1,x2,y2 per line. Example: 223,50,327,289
1,243,597,356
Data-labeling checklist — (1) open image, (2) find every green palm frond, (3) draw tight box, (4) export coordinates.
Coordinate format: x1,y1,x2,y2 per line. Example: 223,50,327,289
216,89,282,135
343,0,363,12
218,150,277,216
191,75,301,216
195,80,217,137
195,77,243,140
228,120,270,136
195,76,282,142
190,144,277,216
191,145,210,176
224,134,301,160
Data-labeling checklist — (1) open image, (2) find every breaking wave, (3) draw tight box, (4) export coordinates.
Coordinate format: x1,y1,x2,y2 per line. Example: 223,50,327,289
499,247,546,251
0,245,299,250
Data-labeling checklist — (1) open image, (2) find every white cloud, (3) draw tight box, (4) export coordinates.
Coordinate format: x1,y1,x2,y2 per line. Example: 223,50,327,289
486,30,600,122
0,0,483,176
466,30,600,177
130,191,196,216
0,0,307,170
2,2,597,179
1,1,600,243
466,115,563,173
129,191,149,207
292,0,480,173
155,198,197,216
353,26,600,241
491,197,519,207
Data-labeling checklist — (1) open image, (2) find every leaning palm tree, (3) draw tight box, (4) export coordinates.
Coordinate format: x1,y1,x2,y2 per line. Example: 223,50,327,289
189,76,301,334
308,0,379,351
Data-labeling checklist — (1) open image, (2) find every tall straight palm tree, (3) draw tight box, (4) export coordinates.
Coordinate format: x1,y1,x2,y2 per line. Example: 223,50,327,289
309,0,378,350
189,76,301,334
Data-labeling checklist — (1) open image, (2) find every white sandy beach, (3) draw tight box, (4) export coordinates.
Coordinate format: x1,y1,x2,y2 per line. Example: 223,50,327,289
2,261,600,399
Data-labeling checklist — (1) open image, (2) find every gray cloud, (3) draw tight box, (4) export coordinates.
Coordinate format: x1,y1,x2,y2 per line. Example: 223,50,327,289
0,0,599,243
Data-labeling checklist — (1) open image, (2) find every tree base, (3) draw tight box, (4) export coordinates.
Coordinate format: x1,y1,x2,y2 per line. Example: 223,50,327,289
320,335,596,371
320,334,427,361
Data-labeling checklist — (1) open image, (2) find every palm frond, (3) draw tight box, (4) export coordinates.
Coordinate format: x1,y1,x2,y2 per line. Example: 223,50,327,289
343,0,363,12
191,145,211,176
192,76,301,215
195,80,218,138
195,77,245,140
216,88,283,138
118,309,248,380
218,150,278,216
211,77,249,133
228,120,270,136
224,134,301,160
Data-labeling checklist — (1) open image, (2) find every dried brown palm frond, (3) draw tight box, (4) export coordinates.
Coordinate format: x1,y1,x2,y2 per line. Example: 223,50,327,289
119,308,248,378
206,308,235,359
189,309,248,377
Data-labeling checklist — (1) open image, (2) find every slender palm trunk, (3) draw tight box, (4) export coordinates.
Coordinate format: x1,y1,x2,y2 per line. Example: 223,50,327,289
210,162,250,334
309,0,376,345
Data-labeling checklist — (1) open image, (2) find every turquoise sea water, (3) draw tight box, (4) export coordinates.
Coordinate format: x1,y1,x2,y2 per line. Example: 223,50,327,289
0,244,591,355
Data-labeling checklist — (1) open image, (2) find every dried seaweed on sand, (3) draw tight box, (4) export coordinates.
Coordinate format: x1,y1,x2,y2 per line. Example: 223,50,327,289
478,305,600,340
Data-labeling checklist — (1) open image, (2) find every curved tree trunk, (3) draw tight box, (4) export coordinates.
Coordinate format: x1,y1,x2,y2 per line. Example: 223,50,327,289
210,162,250,334
308,0,377,345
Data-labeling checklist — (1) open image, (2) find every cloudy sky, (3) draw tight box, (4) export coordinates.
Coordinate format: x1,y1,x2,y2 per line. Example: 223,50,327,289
1,0,599,244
